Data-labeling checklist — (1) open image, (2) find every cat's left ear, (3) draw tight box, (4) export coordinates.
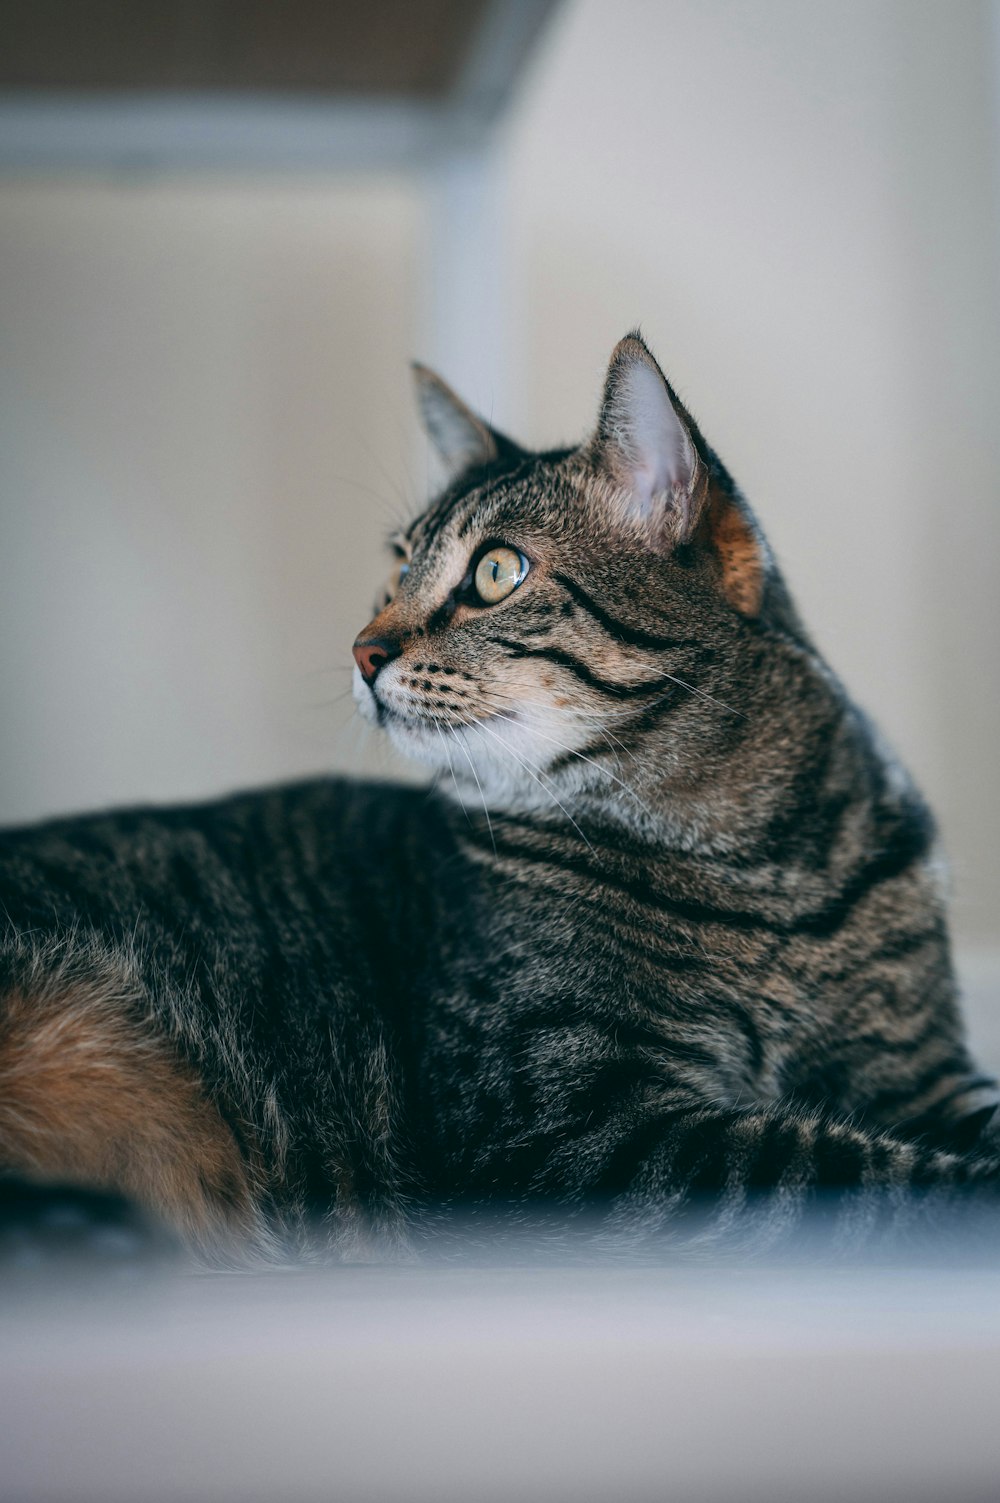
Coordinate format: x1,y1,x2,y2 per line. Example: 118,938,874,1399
412,363,521,482
590,333,766,615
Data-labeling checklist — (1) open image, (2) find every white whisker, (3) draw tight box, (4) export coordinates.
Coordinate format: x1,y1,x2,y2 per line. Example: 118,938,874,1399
464,717,596,853
435,722,471,827
480,690,642,766
473,692,656,822
454,726,496,856
625,661,746,719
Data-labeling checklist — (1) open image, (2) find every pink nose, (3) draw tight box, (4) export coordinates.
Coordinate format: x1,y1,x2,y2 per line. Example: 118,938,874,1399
352,637,397,685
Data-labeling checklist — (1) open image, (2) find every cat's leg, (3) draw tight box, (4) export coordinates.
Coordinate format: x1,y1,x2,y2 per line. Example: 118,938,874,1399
0,968,265,1261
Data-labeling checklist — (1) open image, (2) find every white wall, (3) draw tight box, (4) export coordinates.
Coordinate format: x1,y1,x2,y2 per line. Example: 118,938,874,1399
497,0,1000,950
0,176,425,820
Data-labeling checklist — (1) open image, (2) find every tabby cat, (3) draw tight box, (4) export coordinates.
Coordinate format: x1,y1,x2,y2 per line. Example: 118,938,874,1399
1,332,997,1264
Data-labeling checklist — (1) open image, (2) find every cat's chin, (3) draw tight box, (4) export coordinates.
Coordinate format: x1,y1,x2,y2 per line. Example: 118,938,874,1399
382,708,513,779
385,715,585,817
382,713,456,767
353,667,513,775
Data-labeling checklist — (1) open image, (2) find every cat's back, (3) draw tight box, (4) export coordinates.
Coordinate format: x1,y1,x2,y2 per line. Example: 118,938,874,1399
0,775,429,934
0,774,455,1089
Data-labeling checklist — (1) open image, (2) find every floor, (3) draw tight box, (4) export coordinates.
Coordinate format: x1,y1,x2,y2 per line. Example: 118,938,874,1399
3,1256,999,1501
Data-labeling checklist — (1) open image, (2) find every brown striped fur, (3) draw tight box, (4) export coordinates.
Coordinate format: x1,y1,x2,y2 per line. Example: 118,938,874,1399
1,330,998,1263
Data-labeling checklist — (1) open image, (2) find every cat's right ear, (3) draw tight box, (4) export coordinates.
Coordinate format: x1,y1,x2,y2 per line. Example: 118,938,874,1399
412,364,516,482
588,332,707,547
589,333,768,615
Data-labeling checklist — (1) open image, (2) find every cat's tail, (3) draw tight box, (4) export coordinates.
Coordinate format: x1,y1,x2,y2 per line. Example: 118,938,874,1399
419,1104,1000,1264
586,1104,1000,1261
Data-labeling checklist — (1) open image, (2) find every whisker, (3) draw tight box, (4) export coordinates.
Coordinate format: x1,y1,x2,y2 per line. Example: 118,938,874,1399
298,664,355,680
476,688,642,765
463,717,596,853
435,722,472,827
480,654,743,722
453,726,496,856
471,693,656,823
625,662,746,719
474,685,665,727
326,469,410,530
307,685,358,711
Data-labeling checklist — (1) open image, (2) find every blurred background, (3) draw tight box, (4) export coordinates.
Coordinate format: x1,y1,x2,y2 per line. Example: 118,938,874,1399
1,0,999,1033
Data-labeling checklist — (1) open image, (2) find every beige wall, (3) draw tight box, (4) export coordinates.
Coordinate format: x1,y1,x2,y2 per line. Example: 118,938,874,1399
498,0,1000,948
0,177,425,821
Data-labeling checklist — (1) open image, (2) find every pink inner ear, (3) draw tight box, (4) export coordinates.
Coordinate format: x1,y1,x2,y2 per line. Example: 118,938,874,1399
591,336,709,547
611,359,697,520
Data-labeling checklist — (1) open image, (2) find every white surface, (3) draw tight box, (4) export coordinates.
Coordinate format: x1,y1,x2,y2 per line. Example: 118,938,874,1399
2,1263,999,1502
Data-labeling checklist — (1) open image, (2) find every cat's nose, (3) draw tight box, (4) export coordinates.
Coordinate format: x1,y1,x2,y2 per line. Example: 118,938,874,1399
352,636,399,685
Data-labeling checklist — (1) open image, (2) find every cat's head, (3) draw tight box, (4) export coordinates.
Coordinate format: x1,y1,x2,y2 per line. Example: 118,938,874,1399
352,332,799,823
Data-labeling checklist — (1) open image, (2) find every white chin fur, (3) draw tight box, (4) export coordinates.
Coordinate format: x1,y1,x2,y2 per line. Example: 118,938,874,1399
354,662,595,801
352,663,377,723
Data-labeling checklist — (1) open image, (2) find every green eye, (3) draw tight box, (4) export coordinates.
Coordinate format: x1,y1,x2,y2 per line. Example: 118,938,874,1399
473,546,527,605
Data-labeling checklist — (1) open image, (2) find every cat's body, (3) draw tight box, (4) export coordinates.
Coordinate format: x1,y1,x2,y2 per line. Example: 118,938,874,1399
1,334,997,1261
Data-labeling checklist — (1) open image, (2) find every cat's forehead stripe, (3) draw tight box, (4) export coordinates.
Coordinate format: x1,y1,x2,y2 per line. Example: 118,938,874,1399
407,451,567,555
406,475,475,550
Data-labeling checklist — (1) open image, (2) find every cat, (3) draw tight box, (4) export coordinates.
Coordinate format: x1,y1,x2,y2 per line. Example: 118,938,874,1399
1,331,997,1265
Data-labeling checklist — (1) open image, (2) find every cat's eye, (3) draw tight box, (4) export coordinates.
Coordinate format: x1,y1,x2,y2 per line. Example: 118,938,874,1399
473,546,528,605
380,561,409,608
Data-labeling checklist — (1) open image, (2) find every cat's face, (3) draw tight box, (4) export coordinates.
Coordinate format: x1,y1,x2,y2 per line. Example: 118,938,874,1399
352,334,771,813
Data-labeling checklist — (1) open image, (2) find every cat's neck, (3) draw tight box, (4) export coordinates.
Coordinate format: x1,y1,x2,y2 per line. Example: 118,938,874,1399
438,659,906,892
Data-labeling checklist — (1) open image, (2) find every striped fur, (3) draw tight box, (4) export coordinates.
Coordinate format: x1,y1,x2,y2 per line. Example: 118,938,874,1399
1,332,997,1261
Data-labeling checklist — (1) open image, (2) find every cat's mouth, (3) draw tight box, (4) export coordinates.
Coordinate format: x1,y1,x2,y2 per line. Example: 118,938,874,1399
377,696,508,734
370,696,515,779
356,671,509,737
